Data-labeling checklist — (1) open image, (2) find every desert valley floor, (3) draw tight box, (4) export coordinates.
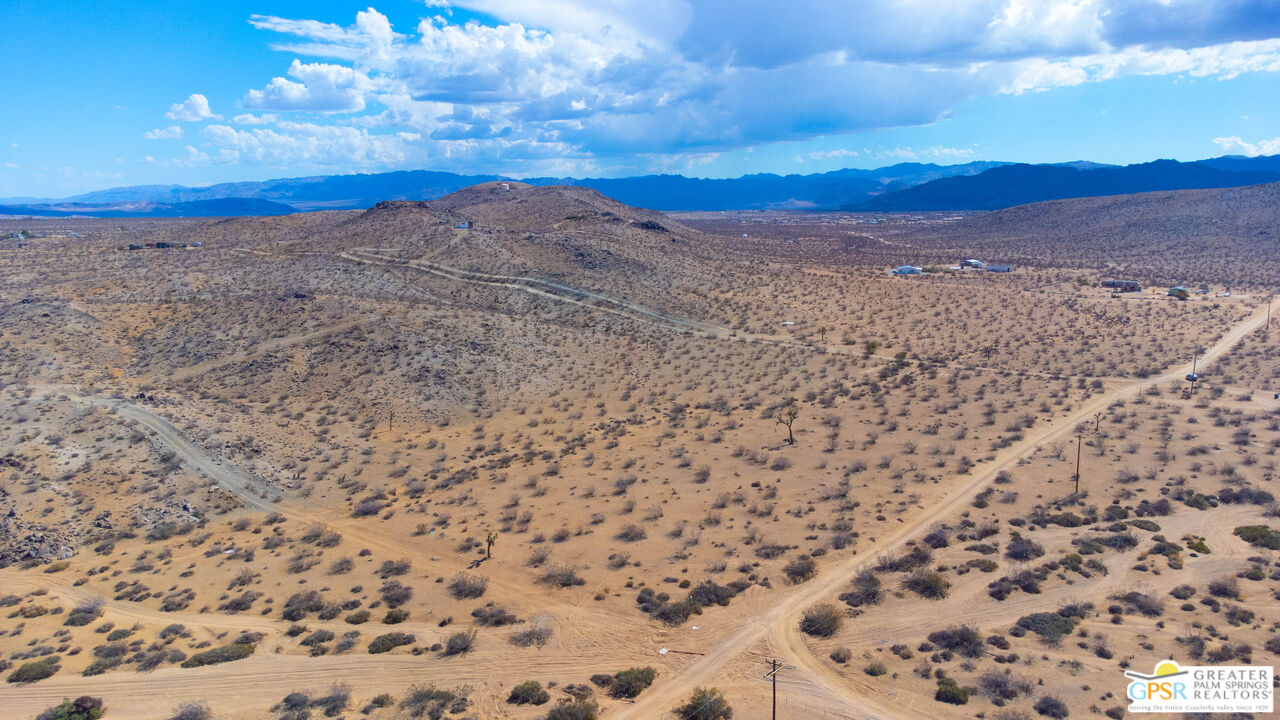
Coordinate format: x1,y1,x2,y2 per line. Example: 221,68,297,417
1,181,1279,720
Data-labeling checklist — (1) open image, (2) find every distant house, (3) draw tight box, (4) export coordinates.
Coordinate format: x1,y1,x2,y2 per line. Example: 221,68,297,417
190,242,201,247
1101,279,1140,292
1168,286,1190,300
986,265,1012,273
127,243,144,251
962,259,984,268
155,241,173,249
455,221,470,229
892,265,924,275
500,183,510,190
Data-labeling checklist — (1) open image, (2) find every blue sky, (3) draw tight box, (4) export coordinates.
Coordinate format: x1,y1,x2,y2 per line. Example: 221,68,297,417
3,0,1280,198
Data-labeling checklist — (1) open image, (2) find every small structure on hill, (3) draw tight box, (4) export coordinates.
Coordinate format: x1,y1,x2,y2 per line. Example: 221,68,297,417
1168,286,1190,300
892,265,924,275
1101,279,1140,292
962,259,984,269
986,264,1012,273
455,221,470,229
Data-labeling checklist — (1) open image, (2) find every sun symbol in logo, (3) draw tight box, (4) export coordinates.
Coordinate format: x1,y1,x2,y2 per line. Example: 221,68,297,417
1124,660,1188,681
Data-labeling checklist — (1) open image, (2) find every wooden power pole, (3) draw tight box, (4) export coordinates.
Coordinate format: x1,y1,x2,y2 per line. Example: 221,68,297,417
1073,428,1085,495
763,658,794,719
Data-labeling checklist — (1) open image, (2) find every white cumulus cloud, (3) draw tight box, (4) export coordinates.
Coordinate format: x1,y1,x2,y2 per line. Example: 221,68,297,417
244,60,371,112
153,1,1280,172
165,93,220,122
143,126,183,140
1213,135,1280,156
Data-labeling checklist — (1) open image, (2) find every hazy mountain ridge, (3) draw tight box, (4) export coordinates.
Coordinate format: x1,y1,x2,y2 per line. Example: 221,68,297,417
0,162,1008,216
3,156,1279,217
852,157,1280,210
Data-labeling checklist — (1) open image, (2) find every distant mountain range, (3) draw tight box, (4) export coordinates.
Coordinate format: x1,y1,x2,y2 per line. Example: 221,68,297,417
2,155,1278,217
850,158,1280,211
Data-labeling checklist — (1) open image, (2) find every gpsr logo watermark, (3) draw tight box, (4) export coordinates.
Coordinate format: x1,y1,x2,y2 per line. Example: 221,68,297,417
1126,660,1274,713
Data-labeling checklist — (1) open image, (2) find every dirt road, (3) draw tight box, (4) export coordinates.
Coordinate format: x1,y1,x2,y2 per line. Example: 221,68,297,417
33,386,283,511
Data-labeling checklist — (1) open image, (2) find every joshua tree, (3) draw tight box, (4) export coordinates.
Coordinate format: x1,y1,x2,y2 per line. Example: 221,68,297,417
863,340,879,358
486,530,498,559
816,325,829,344
777,404,800,445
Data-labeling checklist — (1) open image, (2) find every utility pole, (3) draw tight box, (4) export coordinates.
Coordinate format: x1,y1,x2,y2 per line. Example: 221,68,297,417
762,658,794,720
1073,427,1085,495
388,409,394,432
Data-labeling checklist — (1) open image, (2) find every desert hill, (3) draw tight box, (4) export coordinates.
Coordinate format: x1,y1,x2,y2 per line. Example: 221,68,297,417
880,180,1280,287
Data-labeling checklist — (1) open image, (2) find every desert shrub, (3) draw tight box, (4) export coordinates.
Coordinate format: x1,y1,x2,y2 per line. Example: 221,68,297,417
877,545,932,572
979,669,1034,700
1234,525,1280,549
383,608,409,624
615,524,647,542
470,602,519,626
301,629,335,647
1111,590,1165,616
281,590,325,621
380,580,413,608
443,630,477,656
1218,487,1275,505
509,624,553,648
167,702,212,720
508,680,550,705
540,565,586,588
1005,534,1045,561
800,603,844,637
1225,605,1255,626
36,696,105,720
545,699,599,720
1208,576,1241,599
902,569,950,599
218,591,261,614
399,685,463,719
377,559,412,578
840,570,883,608
935,677,972,705
368,632,415,654
63,599,104,627
181,644,254,668
1170,584,1196,600
307,683,351,718
675,688,733,720
687,581,739,608
610,667,657,699
345,610,371,625
928,626,984,657
447,573,488,599
782,555,817,583
1016,613,1076,645
1034,695,1069,719
830,647,852,663
9,656,61,683
865,662,887,676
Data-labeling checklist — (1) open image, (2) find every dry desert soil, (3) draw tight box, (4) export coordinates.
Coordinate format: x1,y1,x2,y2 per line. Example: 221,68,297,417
1,181,1279,720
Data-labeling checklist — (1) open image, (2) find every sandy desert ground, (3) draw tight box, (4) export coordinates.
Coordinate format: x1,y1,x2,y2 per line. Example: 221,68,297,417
0,182,1277,720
